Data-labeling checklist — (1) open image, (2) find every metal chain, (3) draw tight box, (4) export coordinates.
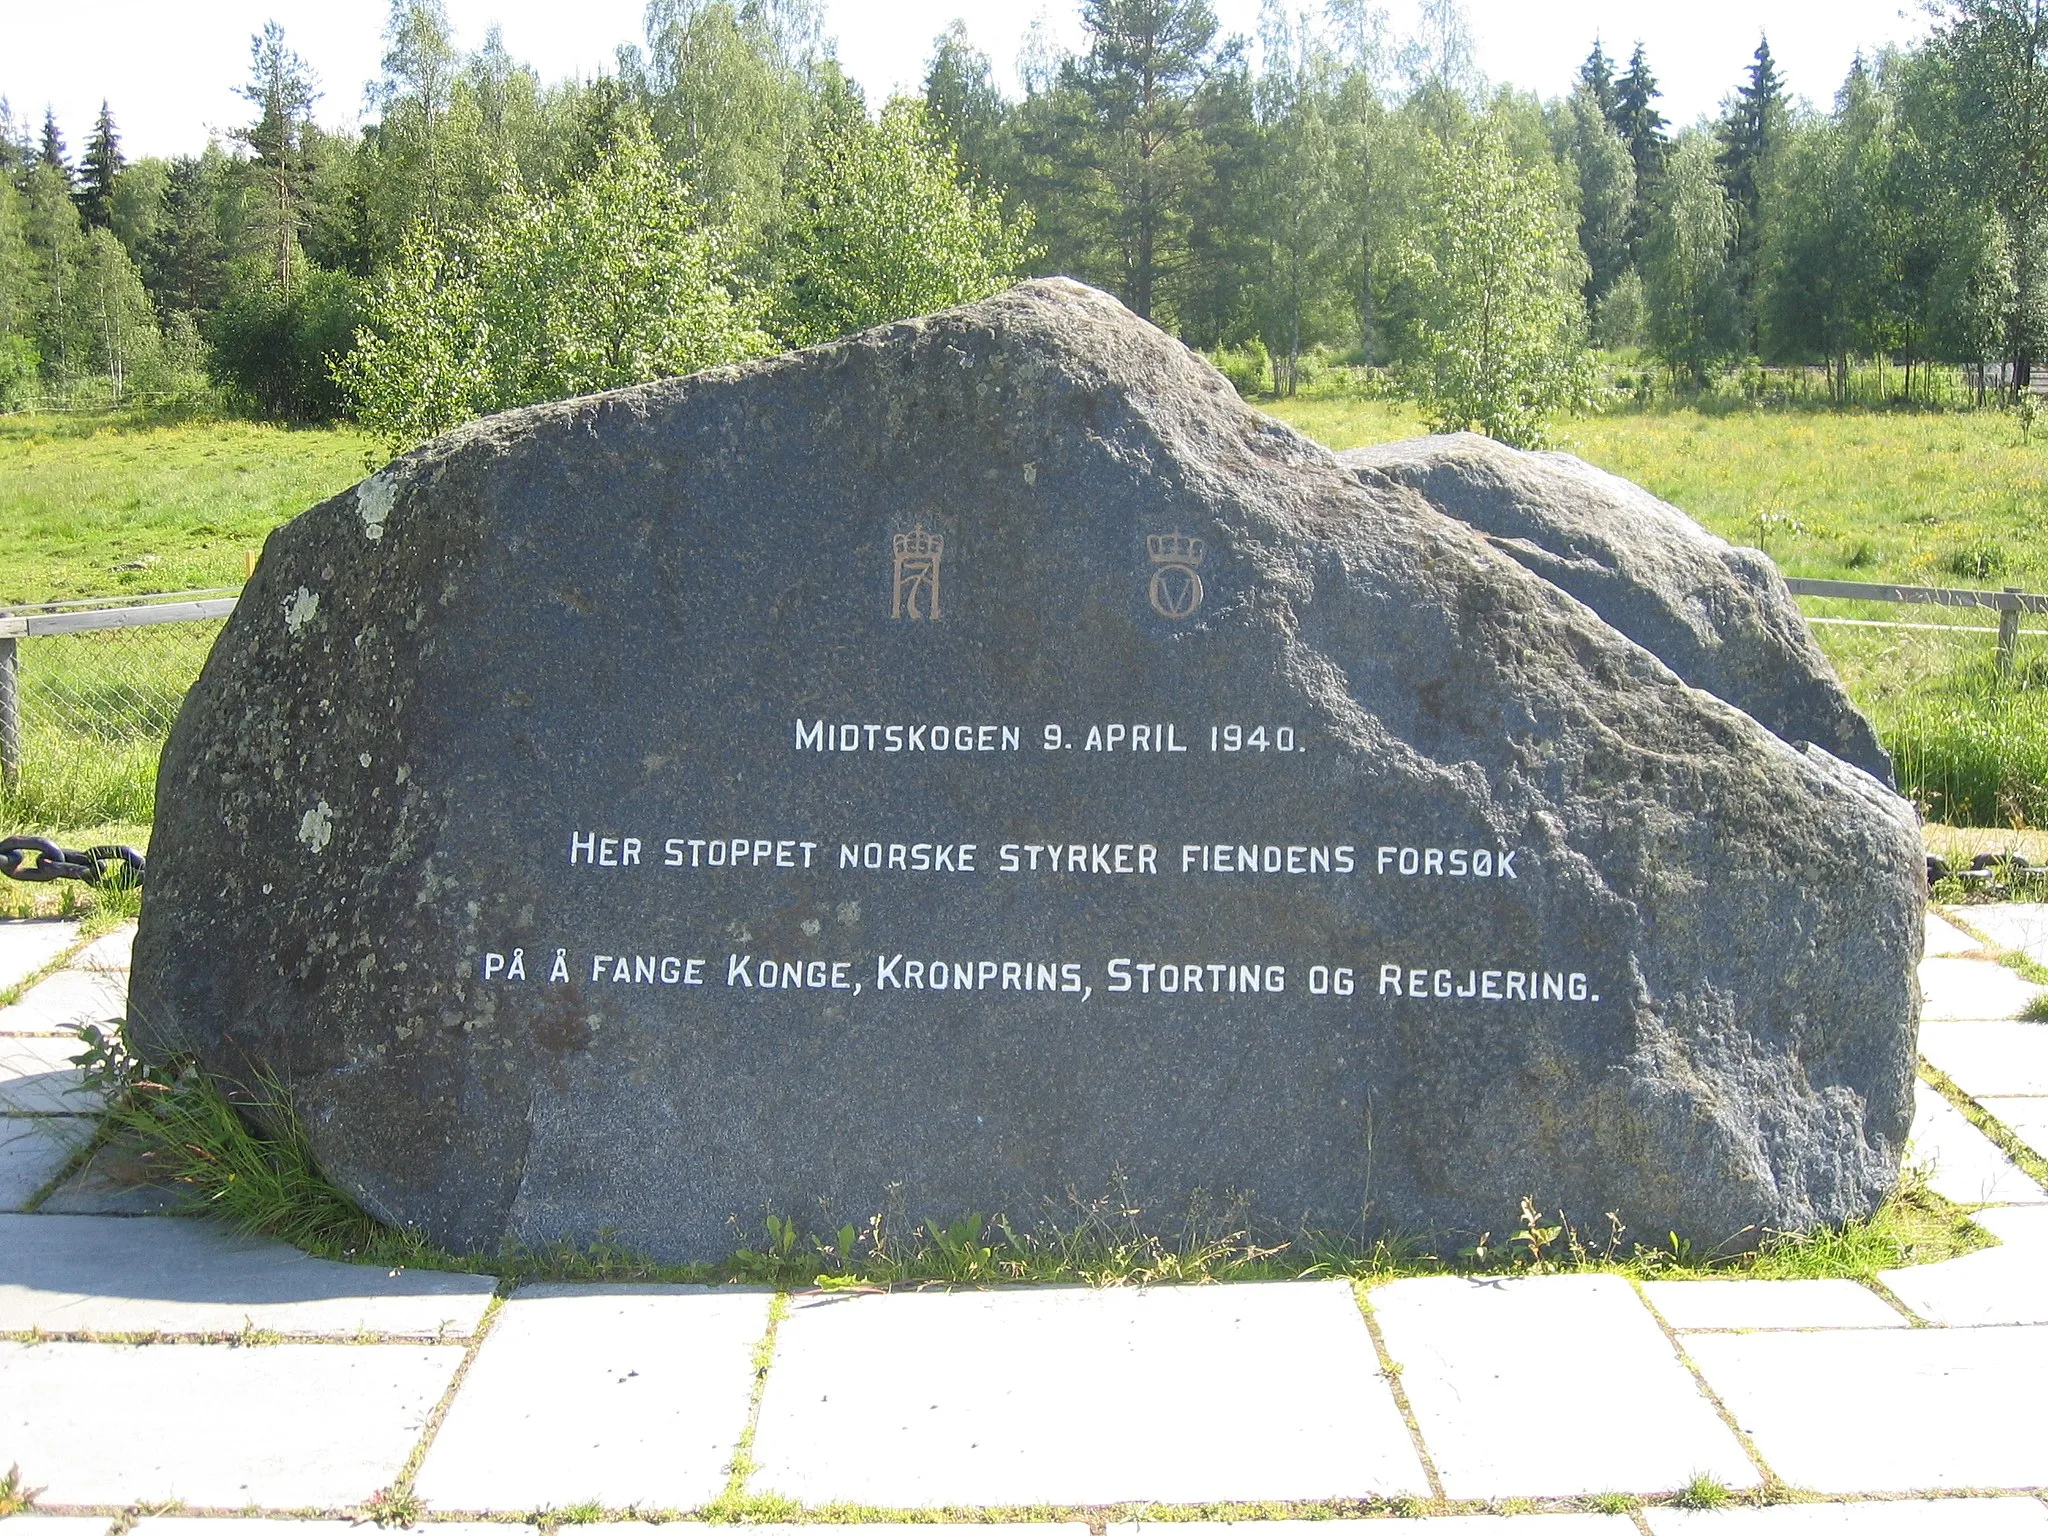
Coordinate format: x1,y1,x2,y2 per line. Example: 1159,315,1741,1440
0,836,145,887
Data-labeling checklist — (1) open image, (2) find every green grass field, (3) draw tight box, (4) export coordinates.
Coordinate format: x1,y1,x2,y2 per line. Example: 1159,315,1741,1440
1,399,2042,833
0,412,379,604
1267,396,2048,588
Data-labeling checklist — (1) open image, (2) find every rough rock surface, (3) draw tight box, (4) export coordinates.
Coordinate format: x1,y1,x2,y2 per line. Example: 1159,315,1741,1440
1339,433,1893,785
131,280,1923,1262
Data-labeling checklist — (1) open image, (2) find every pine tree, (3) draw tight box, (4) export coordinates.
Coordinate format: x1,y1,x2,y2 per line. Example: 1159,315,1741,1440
1068,0,1221,323
1613,43,1667,254
77,102,123,229
39,109,71,187
1718,35,1785,348
1579,39,1618,125
234,21,319,299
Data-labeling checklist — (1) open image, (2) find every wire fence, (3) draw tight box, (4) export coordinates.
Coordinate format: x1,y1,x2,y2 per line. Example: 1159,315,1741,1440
0,593,233,831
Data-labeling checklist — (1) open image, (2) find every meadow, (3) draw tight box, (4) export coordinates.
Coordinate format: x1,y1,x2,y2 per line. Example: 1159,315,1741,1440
0,411,378,604
1,398,2042,840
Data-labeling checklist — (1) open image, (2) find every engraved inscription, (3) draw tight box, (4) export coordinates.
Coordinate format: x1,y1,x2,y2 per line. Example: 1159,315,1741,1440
1147,531,1205,619
891,524,944,620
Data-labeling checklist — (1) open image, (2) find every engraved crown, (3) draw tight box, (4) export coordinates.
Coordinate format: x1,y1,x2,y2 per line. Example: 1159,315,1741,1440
894,524,944,558
1148,531,1205,566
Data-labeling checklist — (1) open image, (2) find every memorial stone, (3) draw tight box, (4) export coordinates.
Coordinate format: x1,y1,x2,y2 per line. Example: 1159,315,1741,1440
131,279,1924,1262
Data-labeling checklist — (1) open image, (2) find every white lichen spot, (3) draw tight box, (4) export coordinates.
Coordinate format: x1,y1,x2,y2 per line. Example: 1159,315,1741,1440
359,752,372,768
356,472,398,542
800,918,822,938
283,587,319,633
297,800,334,853
1023,462,1038,486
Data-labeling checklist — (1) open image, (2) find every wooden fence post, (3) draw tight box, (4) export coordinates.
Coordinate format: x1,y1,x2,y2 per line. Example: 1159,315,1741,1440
0,628,18,790
1999,588,2023,680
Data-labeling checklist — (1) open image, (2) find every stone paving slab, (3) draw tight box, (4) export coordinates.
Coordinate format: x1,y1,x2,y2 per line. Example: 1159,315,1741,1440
0,919,79,993
0,967,127,1036
1881,1205,2048,1326
1907,1082,2045,1206
1641,1279,1906,1332
68,923,135,973
0,1034,95,1114
1920,1019,2048,1100
415,1284,770,1511
1110,1521,1632,1534
3,1519,115,1536
33,1128,185,1216
133,1524,536,1536
1918,958,2047,1021
1647,1499,2048,1531
0,1339,462,1506
1686,1325,2048,1493
751,1281,1427,1506
1968,903,2048,968
0,1115,94,1211
0,1214,496,1336
1370,1273,1757,1500
1986,1097,2048,1161
1927,911,1984,957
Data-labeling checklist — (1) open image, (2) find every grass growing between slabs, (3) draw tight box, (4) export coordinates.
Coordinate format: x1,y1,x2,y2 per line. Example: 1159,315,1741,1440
78,1020,1991,1291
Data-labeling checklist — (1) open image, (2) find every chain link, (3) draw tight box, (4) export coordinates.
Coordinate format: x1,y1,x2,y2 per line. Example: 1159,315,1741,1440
0,835,145,887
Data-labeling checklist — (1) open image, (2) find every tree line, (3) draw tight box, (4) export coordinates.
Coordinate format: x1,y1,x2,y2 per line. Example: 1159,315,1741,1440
1,0,2043,449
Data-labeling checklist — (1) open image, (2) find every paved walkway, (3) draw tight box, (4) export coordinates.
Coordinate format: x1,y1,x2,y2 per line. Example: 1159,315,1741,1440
2,911,2046,1530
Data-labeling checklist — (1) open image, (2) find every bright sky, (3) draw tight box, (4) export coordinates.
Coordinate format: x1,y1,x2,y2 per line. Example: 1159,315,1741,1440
6,0,1933,161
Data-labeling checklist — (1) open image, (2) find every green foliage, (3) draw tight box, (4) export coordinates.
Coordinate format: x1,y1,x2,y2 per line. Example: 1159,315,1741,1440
1593,266,1645,349
1931,0,2048,379
1400,117,1596,447
1559,82,1636,305
638,0,818,245
207,260,360,419
1211,337,1272,396
1644,133,1743,383
342,128,771,450
773,100,1033,346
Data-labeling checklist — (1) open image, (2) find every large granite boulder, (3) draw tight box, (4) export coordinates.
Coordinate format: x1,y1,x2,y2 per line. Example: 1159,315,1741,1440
130,280,1923,1263
1339,433,1893,784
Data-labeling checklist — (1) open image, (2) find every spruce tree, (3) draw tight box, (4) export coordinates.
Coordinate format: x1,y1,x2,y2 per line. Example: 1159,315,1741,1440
77,102,123,229
1718,36,1784,348
1579,39,1618,125
1614,43,1667,255
39,109,71,187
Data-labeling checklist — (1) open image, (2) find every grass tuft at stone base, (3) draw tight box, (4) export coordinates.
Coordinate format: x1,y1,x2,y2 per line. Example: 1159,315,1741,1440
100,1026,1992,1290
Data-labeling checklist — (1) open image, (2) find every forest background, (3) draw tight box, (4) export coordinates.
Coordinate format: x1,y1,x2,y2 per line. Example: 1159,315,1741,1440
5,0,2045,444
